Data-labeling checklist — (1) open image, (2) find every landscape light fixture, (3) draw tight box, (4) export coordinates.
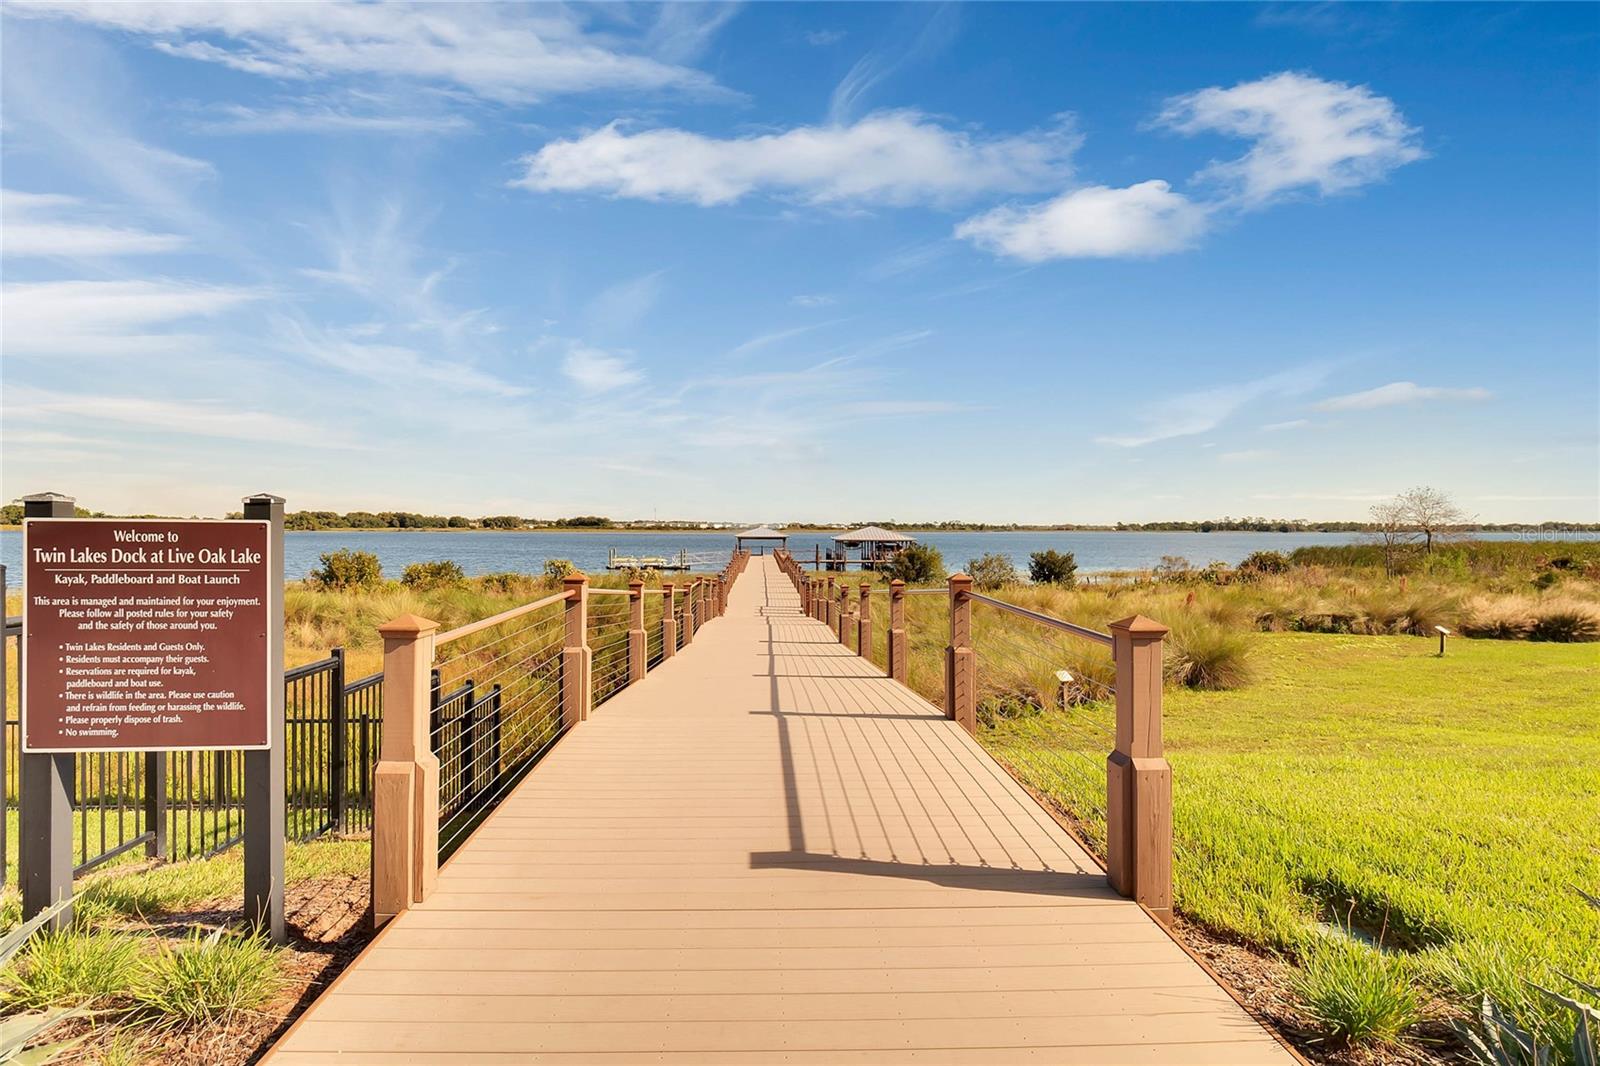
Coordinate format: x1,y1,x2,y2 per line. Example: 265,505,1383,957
1435,625,1451,656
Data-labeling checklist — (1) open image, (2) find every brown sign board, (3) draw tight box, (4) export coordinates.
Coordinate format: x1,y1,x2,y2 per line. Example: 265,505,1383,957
22,519,272,753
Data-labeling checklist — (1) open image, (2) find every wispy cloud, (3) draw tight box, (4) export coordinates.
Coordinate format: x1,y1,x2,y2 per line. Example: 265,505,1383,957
8,1,729,104
1097,365,1328,447
515,111,1078,208
805,29,847,46
828,4,960,123
4,386,349,447
791,293,836,308
194,103,472,136
726,321,840,359
1261,418,1311,431
1315,381,1491,410
2,279,258,355
1220,449,1273,462
562,345,644,393
584,270,666,337
1,189,188,258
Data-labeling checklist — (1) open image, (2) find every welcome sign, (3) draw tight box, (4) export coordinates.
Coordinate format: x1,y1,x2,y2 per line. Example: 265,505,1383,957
22,518,272,752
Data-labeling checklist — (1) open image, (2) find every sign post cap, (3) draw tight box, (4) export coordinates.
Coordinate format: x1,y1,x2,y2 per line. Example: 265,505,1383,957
242,492,286,505
19,491,75,505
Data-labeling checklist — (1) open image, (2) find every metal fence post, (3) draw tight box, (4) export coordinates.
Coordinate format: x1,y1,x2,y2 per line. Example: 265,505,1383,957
857,583,872,660
329,647,348,833
143,754,167,860
372,612,439,927
944,573,976,733
888,580,908,684
627,580,647,684
20,492,77,929
561,574,592,727
660,585,676,660
243,492,286,942
1107,615,1172,919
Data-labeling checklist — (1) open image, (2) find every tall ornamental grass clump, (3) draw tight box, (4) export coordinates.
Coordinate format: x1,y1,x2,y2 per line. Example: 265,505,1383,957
1,927,141,1009
133,927,282,1027
1290,936,1423,1047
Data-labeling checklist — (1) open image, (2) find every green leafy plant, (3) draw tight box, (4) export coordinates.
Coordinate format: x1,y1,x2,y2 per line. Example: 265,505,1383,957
965,552,1018,591
2,928,140,1011
401,559,466,590
1238,550,1291,577
309,549,383,590
0,899,86,1064
133,926,281,1028
882,543,945,584
542,558,577,584
1028,549,1077,587
1290,935,1422,1047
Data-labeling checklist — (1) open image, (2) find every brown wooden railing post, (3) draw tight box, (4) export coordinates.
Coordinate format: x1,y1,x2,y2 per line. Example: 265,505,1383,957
373,613,440,927
683,580,698,645
811,579,823,620
825,576,836,627
561,574,592,727
1107,615,1172,919
857,583,872,660
660,585,676,660
888,580,907,683
839,587,854,647
800,573,810,615
627,580,647,684
944,574,976,732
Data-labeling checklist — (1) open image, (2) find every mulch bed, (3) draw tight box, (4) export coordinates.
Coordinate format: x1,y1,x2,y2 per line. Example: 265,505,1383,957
52,873,374,1065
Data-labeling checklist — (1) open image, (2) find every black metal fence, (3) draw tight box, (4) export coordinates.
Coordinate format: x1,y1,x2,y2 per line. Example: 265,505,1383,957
3,616,384,885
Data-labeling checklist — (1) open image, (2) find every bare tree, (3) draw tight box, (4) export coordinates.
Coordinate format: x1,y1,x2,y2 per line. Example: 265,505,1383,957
1397,486,1471,554
1368,498,1410,576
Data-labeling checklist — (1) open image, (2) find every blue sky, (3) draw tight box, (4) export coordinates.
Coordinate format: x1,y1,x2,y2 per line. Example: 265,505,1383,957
2,1,1595,523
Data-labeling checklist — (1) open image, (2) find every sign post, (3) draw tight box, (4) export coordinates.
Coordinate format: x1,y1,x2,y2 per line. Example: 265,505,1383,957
19,493,75,928
19,494,284,940
243,494,286,944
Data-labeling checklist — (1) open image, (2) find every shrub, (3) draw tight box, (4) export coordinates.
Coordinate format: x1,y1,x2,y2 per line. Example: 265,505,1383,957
478,571,541,597
1529,599,1600,642
2,928,141,1009
1238,550,1290,577
543,558,577,584
1459,595,1535,640
133,927,281,1027
310,549,382,590
965,552,1019,591
1153,555,1193,583
1164,619,1258,690
1290,936,1421,1047
401,560,465,590
883,544,945,584
481,515,524,530
1028,549,1078,587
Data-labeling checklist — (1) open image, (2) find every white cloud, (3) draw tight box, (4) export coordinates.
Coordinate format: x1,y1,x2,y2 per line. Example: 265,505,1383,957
1158,71,1423,205
791,294,836,308
1097,365,1327,447
726,322,837,359
8,1,726,103
1261,418,1311,431
562,345,643,393
2,279,257,355
1315,381,1491,411
272,318,525,397
805,29,847,46
514,111,1078,207
957,72,1420,262
954,180,1210,261
1,190,187,257
1220,449,1273,462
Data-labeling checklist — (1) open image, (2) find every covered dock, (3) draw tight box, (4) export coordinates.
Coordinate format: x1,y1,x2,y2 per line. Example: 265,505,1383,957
734,525,788,555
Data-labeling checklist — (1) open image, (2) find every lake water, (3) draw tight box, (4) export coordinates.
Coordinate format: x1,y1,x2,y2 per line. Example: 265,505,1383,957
3,527,1581,590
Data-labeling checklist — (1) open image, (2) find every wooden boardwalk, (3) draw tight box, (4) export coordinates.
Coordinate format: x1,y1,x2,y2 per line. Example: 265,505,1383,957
270,557,1291,1064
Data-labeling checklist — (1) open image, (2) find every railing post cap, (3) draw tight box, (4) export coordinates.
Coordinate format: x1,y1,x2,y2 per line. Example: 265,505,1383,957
889,579,906,590
378,613,439,637
628,579,645,594
1109,614,1169,638
563,573,589,590
949,573,973,588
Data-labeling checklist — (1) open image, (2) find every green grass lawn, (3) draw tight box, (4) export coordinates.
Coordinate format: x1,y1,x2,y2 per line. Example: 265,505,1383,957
981,633,1600,1038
